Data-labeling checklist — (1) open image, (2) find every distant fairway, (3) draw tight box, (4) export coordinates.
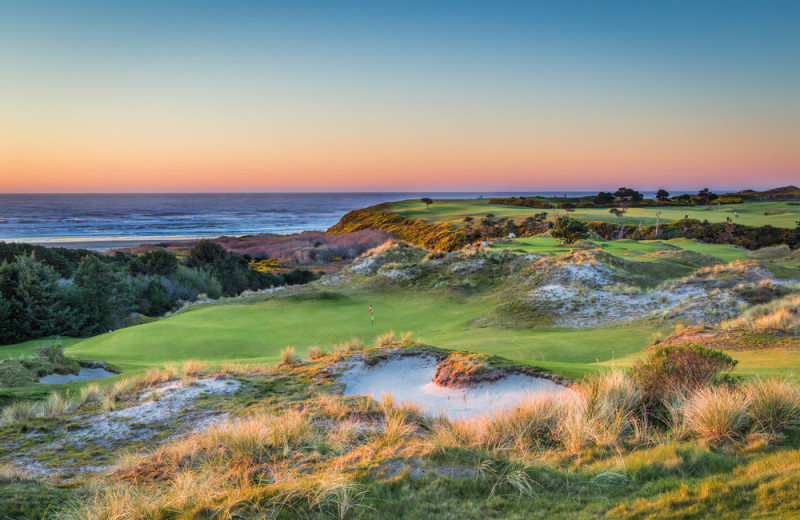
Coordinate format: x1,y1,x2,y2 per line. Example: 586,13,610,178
487,236,751,264
388,198,800,229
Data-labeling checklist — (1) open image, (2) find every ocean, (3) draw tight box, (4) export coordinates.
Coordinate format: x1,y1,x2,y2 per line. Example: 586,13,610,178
0,191,659,249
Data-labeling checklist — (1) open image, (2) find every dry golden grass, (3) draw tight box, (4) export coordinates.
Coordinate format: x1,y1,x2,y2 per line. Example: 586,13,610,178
375,330,396,348
183,359,208,377
50,368,800,520
42,391,72,417
684,386,750,445
744,377,800,435
0,400,38,425
342,337,363,353
280,346,300,366
101,394,117,414
308,345,327,360
78,383,103,406
722,294,800,332
693,260,757,280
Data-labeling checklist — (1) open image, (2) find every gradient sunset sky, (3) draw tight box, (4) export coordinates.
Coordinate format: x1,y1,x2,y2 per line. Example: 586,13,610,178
1,1,798,193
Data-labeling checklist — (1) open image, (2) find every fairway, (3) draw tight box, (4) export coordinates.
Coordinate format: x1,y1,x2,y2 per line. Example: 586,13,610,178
63,288,654,379
488,236,750,263
389,198,800,229
0,337,84,362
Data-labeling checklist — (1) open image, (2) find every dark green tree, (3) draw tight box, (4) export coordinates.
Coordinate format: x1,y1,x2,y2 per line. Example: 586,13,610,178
73,254,121,333
790,220,800,249
0,254,77,342
420,197,433,209
614,187,644,203
551,216,589,244
656,189,670,201
609,207,627,239
128,249,178,276
593,191,615,204
697,188,719,209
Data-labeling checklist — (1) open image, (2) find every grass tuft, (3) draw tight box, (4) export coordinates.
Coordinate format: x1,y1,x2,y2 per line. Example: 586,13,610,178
684,386,750,445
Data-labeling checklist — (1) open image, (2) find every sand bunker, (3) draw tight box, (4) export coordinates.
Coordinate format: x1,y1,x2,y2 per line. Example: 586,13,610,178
39,367,116,384
340,355,566,420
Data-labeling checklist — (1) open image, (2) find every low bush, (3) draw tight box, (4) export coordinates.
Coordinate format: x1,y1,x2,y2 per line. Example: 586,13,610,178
630,344,738,400
488,197,554,209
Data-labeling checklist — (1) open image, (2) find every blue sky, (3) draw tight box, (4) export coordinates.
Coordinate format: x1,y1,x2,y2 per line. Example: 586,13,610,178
1,1,798,191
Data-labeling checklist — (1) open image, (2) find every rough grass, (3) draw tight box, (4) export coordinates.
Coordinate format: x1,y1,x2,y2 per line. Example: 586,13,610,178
7,353,800,520
722,294,800,332
684,386,751,445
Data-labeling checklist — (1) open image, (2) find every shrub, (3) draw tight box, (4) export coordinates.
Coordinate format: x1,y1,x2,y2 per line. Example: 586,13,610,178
328,207,473,251
733,279,791,305
630,344,738,400
35,341,66,363
487,197,554,209
684,386,749,445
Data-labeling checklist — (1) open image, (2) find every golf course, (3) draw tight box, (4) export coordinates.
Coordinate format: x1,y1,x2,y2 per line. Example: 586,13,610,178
387,198,800,229
2,196,800,519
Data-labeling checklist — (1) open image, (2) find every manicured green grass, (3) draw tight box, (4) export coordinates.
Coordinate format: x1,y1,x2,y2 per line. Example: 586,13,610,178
0,336,83,362
606,346,800,380
62,288,653,381
0,282,787,386
391,199,800,229
488,236,750,264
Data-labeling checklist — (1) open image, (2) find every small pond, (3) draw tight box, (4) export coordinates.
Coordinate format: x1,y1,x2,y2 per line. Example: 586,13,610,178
39,367,117,384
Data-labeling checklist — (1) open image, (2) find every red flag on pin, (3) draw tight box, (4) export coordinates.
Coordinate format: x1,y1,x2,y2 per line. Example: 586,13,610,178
369,304,373,312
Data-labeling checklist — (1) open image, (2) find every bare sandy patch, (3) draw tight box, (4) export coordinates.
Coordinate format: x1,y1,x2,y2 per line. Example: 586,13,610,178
340,354,566,420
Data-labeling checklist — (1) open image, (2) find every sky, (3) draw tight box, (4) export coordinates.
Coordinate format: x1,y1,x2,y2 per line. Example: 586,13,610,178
0,1,798,193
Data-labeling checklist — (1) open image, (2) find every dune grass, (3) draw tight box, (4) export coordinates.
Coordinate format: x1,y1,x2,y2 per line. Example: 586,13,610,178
45,364,800,520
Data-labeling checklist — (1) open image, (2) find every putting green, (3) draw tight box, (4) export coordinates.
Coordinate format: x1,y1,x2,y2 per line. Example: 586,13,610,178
62,288,653,380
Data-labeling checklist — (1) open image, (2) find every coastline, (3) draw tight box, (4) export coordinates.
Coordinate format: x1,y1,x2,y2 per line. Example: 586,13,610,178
0,233,291,252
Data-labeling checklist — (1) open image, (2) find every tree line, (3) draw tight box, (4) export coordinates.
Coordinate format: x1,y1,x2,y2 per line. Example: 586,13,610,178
0,241,315,345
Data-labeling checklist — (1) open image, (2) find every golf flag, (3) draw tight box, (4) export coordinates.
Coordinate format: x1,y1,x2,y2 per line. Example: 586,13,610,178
369,304,373,325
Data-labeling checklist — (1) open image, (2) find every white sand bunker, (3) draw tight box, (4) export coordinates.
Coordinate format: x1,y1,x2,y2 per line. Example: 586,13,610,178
39,367,116,384
341,355,566,420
